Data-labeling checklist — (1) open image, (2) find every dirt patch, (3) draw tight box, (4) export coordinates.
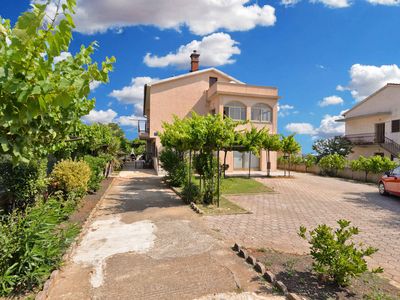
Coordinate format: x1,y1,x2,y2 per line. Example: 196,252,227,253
68,177,113,225
248,248,400,300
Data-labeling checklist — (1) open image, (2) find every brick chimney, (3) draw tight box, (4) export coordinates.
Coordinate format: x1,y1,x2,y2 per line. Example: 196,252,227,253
190,50,200,72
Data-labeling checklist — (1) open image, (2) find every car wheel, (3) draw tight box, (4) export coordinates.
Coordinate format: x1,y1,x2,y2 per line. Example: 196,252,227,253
379,182,388,196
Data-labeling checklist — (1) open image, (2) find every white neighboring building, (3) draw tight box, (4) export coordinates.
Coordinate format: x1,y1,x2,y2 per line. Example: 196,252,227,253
340,83,400,160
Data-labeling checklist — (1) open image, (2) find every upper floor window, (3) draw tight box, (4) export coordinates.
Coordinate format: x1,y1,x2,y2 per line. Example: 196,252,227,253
223,101,246,121
209,77,218,87
251,103,272,123
392,119,400,133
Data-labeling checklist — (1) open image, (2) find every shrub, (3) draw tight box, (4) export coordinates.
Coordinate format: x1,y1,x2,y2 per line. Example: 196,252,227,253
351,156,397,182
298,220,382,286
0,157,47,210
181,182,202,204
159,148,187,187
0,196,79,296
50,159,91,196
318,154,346,176
83,155,108,192
303,154,317,172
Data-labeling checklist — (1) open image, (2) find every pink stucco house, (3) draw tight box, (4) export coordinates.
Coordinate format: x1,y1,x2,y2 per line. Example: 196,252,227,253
139,51,280,174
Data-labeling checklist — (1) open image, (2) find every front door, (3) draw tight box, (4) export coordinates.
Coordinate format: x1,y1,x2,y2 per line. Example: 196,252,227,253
233,151,260,170
375,123,385,143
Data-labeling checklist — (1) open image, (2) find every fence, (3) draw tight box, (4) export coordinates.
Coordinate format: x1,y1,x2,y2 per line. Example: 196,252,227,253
278,163,382,184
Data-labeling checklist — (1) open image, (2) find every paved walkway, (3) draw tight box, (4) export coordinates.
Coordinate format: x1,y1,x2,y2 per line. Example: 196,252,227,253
204,172,400,286
47,164,283,300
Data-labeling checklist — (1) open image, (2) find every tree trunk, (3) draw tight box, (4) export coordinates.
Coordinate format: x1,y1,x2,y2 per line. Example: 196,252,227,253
217,148,220,207
248,151,251,179
223,150,228,178
267,149,271,177
188,150,192,201
288,155,291,177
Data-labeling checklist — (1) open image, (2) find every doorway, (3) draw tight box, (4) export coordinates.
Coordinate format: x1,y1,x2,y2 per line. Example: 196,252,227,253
233,151,260,170
375,123,385,143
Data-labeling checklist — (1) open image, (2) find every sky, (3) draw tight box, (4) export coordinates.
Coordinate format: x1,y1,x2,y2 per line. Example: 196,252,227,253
1,0,400,153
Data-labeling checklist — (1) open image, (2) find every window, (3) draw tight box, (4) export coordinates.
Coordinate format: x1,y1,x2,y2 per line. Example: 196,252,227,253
209,77,218,87
223,102,246,120
251,103,272,123
392,119,400,133
392,166,400,175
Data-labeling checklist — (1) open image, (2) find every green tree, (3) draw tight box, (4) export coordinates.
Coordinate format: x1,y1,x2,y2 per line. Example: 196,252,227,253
0,1,115,163
312,136,353,161
318,153,346,177
262,133,281,177
303,154,317,172
239,126,265,178
281,134,301,176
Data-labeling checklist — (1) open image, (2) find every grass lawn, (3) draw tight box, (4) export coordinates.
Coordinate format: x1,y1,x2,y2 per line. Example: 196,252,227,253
188,176,273,215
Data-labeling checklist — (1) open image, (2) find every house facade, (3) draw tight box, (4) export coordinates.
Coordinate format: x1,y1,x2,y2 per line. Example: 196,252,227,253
139,51,280,173
341,83,400,160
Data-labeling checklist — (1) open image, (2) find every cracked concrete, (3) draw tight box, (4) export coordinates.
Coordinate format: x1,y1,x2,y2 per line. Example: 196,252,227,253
46,164,282,300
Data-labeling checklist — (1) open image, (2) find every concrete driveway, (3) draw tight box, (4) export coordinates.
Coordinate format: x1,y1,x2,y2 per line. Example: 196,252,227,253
46,165,283,300
204,172,400,286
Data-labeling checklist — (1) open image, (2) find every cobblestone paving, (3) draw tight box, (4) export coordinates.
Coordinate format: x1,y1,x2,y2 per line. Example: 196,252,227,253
204,172,400,285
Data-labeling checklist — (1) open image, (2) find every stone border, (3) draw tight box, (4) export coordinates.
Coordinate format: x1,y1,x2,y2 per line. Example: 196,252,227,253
35,177,116,300
190,201,204,214
232,243,304,300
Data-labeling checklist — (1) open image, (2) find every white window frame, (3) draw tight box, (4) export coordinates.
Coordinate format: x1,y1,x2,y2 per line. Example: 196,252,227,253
251,103,272,123
224,102,246,121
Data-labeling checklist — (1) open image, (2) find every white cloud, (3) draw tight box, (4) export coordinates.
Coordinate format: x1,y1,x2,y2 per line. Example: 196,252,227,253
310,0,351,8
53,51,71,64
339,64,400,101
89,80,102,91
278,104,295,117
109,77,158,114
286,123,317,135
367,0,400,5
82,109,117,124
117,114,146,127
281,0,301,6
318,95,344,107
144,33,240,69
61,0,276,35
286,111,346,137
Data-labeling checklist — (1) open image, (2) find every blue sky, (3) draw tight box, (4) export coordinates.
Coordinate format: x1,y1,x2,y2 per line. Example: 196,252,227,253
2,0,400,152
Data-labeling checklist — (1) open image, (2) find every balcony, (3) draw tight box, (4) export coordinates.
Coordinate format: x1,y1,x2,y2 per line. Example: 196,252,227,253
207,82,278,101
345,133,376,145
138,120,149,139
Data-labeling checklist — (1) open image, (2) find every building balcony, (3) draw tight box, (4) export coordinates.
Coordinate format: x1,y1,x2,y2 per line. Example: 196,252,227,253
345,133,377,145
138,120,149,139
207,82,278,101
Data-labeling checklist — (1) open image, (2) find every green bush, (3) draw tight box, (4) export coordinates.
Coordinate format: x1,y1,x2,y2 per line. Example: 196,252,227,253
0,157,47,210
159,148,187,187
318,154,346,176
299,220,382,286
181,182,202,204
50,159,91,196
350,156,397,182
83,155,108,192
0,196,79,296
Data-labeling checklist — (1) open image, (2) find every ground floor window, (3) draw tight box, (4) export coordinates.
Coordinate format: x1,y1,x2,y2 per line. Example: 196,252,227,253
233,151,260,170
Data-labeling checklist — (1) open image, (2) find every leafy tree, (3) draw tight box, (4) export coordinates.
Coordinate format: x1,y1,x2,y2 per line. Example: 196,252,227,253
262,133,281,176
0,1,115,163
240,126,265,178
281,134,301,176
303,153,317,172
131,138,146,157
318,153,346,176
312,136,353,161
352,155,397,182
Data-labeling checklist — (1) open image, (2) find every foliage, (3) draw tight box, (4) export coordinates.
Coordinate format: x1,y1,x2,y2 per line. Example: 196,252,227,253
0,195,79,296
312,136,353,161
303,154,317,171
262,133,282,176
0,157,47,210
50,159,91,196
83,155,108,191
350,155,397,181
181,182,202,204
299,220,382,286
318,154,346,176
0,1,115,163
281,134,301,176
159,148,187,187
131,138,146,157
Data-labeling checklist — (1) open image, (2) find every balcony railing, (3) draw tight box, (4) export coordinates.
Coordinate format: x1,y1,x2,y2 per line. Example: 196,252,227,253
138,120,149,138
345,133,376,145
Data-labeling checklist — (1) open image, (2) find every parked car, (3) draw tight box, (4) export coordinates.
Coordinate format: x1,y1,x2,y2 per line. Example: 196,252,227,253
379,166,400,196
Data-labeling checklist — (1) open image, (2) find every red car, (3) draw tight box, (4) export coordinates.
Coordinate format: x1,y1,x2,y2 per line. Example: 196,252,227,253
379,167,400,196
